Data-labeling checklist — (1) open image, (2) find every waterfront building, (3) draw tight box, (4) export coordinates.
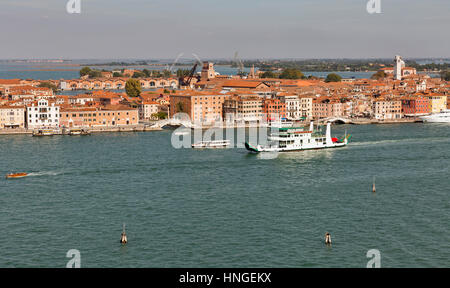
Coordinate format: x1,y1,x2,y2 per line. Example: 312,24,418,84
299,97,314,119
373,99,403,120
278,95,302,120
0,106,25,129
139,101,160,120
26,99,60,129
60,105,139,128
312,100,344,120
401,97,431,116
425,94,447,114
223,96,263,123
263,98,286,121
170,92,230,124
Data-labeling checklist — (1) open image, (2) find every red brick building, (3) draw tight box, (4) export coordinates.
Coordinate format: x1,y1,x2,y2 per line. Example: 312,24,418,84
401,97,430,116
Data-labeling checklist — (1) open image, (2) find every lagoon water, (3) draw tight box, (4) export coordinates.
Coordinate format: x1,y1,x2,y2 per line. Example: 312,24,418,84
0,124,449,267
0,61,379,80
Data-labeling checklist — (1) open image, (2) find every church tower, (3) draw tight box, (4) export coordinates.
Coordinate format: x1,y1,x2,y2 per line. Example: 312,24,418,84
394,55,405,80
201,62,216,80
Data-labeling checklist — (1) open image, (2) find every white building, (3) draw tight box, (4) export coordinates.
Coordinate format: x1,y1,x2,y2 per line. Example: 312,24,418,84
139,101,160,120
283,95,301,120
26,99,60,129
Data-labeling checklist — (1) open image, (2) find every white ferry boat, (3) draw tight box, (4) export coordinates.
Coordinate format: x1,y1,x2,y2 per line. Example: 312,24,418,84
420,110,450,123
192,140,231,149
245,122,350,153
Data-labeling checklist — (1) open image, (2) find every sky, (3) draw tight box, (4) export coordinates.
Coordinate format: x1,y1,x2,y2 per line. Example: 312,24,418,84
0,0,449,59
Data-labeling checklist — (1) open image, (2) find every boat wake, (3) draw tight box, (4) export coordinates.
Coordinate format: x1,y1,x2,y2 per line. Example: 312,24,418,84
351,137,450,147
27,171,63,177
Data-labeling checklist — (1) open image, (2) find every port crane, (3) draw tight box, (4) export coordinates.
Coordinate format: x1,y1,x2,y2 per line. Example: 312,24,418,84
179,63,199,88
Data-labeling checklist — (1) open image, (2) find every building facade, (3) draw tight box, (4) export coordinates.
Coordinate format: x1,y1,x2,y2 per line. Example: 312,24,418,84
0,106,25,129
426,95,447,114
170,93,229,124
373,100,403,120
263,98,286,121
401,97,430,116
26,99,60,129
139,101,160,120
60,105,139,128
223,96,263,123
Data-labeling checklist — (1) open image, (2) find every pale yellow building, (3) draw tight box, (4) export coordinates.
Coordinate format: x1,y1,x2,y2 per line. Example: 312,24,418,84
299,97,313,119
426,95,447,114
0,106,25,129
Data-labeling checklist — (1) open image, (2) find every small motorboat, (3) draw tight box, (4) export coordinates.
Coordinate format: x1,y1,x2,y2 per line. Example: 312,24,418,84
32,129,54,137
192,140,231,149
69,128,91,136
6,173,28,179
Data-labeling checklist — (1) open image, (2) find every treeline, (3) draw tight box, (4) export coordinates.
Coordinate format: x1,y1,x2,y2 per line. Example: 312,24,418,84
220,59,450,72
260,68,342,82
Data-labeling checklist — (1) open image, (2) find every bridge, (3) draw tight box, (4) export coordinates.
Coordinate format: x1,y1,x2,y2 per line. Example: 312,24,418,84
151,118,195,129
325,117,352,124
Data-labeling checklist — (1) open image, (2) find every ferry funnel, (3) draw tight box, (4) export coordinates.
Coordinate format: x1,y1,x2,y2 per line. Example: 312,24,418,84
326,122,332,145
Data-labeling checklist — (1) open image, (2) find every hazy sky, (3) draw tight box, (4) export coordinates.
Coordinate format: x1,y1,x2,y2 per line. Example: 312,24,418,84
0,0,449,59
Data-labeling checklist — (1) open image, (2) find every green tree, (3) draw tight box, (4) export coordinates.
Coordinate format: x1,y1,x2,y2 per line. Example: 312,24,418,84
80,67,92,77
325,73,342,83
132,71,146,78
176,69,191,78
113,72,124,77
38,82,58,93
440,70,450,81
142,69,151,77
152,112,168,120
125,78,142,98
279,68,304,79
260,71,277,78
162,70,172,78
88,70,102,78
151,70,162,78
371,70,387,80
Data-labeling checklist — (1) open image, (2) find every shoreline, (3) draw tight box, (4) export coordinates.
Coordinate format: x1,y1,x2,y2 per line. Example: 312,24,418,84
0,125,163,136
0,118,424,135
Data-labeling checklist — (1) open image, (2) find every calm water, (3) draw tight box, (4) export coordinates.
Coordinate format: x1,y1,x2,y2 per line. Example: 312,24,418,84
0,124,449,268
0,62,379,80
